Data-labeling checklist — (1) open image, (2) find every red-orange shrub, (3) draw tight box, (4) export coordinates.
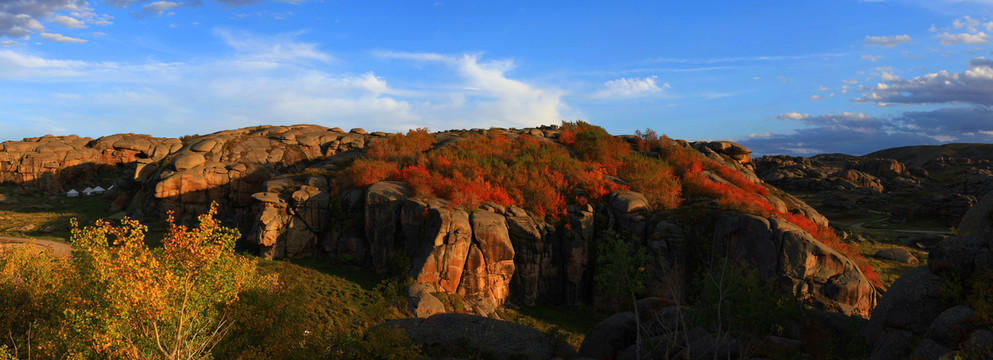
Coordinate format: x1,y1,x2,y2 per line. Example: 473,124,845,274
366,128,435,164
346,159,398,188
349,129,627,219
561,121,631,173
618,155,682,210
634,128,659,152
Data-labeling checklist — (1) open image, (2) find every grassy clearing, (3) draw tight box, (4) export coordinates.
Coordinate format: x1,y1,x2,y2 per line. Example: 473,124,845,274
859,240,929,288
0,185,118,242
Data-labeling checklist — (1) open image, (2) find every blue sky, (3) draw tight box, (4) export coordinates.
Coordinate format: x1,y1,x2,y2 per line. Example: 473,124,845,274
2,0,993,155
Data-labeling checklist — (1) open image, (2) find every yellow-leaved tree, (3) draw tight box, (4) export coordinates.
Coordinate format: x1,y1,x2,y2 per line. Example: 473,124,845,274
42,203,274,359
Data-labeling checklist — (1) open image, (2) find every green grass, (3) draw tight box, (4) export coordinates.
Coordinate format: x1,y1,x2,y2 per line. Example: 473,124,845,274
0,185,117,241
859,240,929,288
215,258,411,359
497,305,609,350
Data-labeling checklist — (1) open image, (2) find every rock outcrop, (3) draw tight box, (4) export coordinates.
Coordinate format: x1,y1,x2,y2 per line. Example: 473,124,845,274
713,212,878,317
755,146,993,227
3,125,881,328
235,127,875,316
0,133,182,192
864,191,993,358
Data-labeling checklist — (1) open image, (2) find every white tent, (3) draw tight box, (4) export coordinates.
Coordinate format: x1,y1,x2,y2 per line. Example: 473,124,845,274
92,186,105,195
82,187,94,196
66,189,79,197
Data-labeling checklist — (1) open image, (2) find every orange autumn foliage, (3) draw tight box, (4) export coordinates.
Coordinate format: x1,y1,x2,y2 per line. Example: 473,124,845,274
365,128,435,164
345,123,881,287
52,203,273,359
348,130,626,219
346,159,399,188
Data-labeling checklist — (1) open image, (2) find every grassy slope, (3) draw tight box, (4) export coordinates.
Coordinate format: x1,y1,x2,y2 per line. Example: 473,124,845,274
0,187,602,357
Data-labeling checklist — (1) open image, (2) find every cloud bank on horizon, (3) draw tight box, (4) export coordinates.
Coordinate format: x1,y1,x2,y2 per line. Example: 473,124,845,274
2,0,993,156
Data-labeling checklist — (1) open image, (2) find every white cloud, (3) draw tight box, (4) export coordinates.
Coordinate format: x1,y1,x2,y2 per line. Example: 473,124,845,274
809,95,821,101
818,85,829,91
861,54,882,62
593,76,667,98
0,0,111,43
39,32,86,43
864,34,911,47
51,15,85,28
855,58,993,106
214,28,332,64
936,32,991,45
140,1,183,17
952,16,989,33
777,112,809,120
0,33,568,139
746,132,774,139
375,50,454,63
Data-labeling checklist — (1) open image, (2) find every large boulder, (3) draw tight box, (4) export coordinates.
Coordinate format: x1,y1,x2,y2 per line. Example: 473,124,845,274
713,212,878,317
863,266,945,339
578,312,638,359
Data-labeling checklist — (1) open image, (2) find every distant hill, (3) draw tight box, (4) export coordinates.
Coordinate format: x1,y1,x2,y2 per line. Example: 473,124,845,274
868,143,993,168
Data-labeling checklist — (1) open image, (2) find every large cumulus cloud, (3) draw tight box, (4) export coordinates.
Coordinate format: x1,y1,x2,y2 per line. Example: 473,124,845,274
0,0,104,42
855,57,993,106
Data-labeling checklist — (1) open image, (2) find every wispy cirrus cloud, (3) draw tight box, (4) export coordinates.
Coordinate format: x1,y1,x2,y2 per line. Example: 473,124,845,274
0,30,568,141
592,76,667,98
644,52,846,64
864,34,911,47
376,50,567,128
139,1,183,17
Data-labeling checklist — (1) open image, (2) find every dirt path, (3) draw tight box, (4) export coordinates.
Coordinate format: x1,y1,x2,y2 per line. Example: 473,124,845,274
849,216,953,236
0,236,72,257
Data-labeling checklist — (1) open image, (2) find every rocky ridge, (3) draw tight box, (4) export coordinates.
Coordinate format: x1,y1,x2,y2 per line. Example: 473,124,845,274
1,125,879,324
755,150,993,227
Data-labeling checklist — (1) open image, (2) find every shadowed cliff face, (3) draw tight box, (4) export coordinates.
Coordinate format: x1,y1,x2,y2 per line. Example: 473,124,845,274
0,124,879,319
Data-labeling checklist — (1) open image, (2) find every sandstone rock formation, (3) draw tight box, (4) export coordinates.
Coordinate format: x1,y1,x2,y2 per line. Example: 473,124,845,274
2,124,882,327
0,133,181,192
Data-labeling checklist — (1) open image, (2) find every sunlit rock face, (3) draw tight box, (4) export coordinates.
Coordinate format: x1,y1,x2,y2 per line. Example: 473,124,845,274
0,133,182,193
